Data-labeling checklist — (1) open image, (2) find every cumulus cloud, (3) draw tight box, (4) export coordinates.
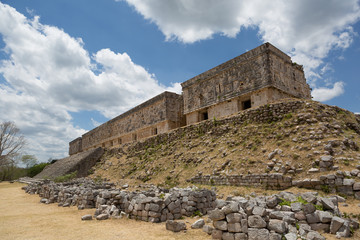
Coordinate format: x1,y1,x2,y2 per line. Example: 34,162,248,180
124,0,360,100
311,82,345,102
91,118,102,128
0,3,180,161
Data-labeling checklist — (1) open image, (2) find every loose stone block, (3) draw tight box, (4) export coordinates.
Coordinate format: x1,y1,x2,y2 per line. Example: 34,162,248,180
330,216,345,234
191,219,205,229
81,214,93,220
165,220,187,232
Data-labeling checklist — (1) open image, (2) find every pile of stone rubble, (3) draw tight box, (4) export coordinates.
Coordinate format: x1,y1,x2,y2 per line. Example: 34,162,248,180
203,191,359,239
20,178,360,239
20,178,216,223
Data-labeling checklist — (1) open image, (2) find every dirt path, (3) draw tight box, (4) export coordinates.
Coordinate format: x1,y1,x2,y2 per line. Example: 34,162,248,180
0,182,209,240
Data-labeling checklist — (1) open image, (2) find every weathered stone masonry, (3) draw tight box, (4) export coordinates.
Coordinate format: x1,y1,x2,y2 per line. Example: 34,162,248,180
69,43,311,155
181,43,311,125
70,91,185,155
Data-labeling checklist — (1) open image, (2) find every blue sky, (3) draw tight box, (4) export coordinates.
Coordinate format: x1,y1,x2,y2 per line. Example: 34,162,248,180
0,0,359,162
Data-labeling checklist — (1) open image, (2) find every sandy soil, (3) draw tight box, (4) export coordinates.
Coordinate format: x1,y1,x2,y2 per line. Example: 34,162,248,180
2,182,360,240
0,182,210,240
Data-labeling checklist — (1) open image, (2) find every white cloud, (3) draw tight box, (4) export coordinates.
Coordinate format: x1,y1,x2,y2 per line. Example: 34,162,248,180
0,3,180,161
311,82,345,102
91,118,102,128
124,0,360,99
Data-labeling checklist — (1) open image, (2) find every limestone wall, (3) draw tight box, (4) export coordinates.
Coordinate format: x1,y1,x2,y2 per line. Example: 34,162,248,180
69,92,184,155
181,42,311,125
69,137,82,156
69,42,312,155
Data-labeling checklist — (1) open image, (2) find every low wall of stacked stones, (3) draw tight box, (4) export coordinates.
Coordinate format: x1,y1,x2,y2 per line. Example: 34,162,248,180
21,178,216,223
205,191,359,239
189,169,360,199
189,173,292,190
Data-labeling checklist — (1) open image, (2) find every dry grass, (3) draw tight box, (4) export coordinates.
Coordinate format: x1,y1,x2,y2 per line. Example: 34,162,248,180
0,182,210,240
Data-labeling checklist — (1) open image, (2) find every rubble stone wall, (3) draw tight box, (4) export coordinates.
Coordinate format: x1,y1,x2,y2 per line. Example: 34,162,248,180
22,179,216,223
189,173,292,190
189,170,360,200
205,191,358,239
21,178,359,239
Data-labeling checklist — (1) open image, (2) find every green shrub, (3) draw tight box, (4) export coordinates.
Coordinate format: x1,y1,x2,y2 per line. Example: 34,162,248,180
27,163,49,177
296,196,308,205
314,204,323,211
320,185,330,193
54,171,77,183
283,113,293,120
192,210,202,217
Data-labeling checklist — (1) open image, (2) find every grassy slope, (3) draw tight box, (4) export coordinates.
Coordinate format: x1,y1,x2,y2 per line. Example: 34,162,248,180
91,99,360,189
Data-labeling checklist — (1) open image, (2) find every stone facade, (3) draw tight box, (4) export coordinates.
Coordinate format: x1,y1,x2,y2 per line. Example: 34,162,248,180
69,42,311,155
69,91,185,155
181,42,311,124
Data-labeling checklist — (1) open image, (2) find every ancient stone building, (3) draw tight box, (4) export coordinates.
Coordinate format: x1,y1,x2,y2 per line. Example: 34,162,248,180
69,42,311,155
69,92,185,155
181,42,311,124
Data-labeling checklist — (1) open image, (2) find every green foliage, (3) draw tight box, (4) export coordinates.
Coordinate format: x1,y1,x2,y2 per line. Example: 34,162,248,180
21,155,38,168
320,185,330,193
54,171,77,183
213,117,219,127
192,210,203,217
338,193,348,199
350,226,355,236
164,175,179,188
0,165,28,181
292,154,300,160
296,196,308,205
314,204,323,211
283,113,293,120
158,193,165,199
275,134,283,140
94,175,103,184
279,198,291,206
197,126,204,136
27,162,49,177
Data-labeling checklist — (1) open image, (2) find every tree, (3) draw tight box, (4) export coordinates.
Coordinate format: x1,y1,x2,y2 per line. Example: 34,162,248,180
21,154,38,168
0,121,26,167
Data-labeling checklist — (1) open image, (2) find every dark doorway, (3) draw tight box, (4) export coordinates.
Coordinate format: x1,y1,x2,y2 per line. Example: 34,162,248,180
202,112,209,120
243,100,251,110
